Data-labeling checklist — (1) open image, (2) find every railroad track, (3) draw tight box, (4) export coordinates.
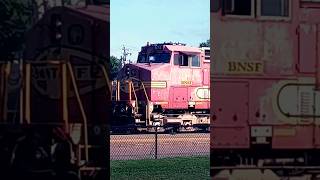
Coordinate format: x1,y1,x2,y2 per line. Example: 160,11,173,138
110,126,210,135
110,131,210,135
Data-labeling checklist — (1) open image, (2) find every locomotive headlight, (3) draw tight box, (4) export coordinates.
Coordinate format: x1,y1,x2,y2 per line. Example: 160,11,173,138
56,20,62,27
126,67,130,76
50,14,63,43
55,33,62,40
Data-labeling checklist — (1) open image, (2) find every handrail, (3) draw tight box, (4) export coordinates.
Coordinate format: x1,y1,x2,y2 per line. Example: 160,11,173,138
140,81,151,125
25,64,31,124
62,63,69,133
99,64,112,98
1,60,112,166
67,62,89,163
2,62,11,122
130,81,138,113
128,81,132,101
140,81,150,102
117,80,120,101
0,63,8,122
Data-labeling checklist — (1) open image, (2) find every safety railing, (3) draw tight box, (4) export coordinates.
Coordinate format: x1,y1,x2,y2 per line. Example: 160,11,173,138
0,59,111,168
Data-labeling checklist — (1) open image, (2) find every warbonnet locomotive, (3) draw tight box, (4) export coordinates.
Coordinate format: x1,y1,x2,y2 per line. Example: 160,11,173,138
112,42,210,133
211,0,320,179
1,4,110,180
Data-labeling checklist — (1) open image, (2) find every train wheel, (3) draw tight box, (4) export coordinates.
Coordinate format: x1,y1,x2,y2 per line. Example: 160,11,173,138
173,127,179,134
170,129,176,135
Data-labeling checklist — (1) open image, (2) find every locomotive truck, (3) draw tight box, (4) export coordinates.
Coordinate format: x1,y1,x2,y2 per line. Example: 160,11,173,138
1,4,110,180
211,0,320,179
112,42,210,133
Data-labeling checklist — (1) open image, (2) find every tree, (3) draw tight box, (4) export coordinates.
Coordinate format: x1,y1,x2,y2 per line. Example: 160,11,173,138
110,56,122,79
199,39,210,48
0,0,37,60
0,0,88,60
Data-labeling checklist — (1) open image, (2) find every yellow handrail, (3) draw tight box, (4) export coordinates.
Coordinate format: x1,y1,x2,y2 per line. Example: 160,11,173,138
99,64,112,98
2,62,11,122
140,81,149,102
130,81,138,113
62,63,69,133
67,62,89,163
25,63,31,124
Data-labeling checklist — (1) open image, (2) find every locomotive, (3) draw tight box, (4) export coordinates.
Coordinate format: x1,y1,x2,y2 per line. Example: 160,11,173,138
1,4,110,180
211,0,320,179
112,42,210,133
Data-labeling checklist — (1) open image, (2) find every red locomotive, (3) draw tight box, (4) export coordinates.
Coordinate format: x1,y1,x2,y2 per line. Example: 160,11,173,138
1,4,110,179
211,0,320,178
112,42,210,132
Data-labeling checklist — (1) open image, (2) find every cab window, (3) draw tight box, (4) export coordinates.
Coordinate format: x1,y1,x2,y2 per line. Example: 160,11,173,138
260,0,289,17
174,53,200,67
137,53,171,63
191,55,200,67
223,0,252,16
174,54,180,65
220,0,291,20
179,55,189,66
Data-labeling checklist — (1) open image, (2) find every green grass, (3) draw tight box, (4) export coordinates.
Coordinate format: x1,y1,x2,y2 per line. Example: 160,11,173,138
111,156,210,180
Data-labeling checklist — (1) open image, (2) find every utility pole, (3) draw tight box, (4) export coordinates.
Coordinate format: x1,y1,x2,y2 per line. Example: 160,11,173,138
121,45,131,67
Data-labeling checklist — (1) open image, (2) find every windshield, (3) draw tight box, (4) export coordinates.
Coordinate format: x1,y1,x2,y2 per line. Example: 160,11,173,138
92,0,110,4
137,52,171,63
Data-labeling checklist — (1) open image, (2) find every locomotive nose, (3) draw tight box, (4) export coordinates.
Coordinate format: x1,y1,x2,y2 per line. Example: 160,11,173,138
117,64,151,94
122,64,151,82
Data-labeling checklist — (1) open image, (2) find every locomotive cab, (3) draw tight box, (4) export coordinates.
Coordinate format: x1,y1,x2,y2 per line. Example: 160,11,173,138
112,42,210,133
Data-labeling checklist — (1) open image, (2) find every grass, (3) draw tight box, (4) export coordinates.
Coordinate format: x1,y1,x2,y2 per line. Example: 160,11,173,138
111,156,210,180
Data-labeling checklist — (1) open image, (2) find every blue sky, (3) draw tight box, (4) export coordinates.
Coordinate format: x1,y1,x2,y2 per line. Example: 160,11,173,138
110,0,209,62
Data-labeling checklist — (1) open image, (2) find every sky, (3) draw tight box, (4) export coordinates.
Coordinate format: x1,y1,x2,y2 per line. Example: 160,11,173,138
110,0,210,62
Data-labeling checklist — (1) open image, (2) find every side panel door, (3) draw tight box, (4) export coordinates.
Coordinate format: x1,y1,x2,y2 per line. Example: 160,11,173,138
298,24,317,73
170,87,188,109
211,81,250,148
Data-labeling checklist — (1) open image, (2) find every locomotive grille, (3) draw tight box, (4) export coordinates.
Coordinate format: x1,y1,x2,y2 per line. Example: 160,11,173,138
300,91,313,120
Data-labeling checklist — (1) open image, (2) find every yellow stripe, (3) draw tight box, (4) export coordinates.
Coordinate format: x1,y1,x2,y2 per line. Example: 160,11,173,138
143,81,167,88
154,102,168,104
273,128,296,137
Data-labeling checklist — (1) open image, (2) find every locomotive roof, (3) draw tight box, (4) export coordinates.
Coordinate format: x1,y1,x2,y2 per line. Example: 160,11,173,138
165,45,202,53
66,5,110,22
24,5,109,60
35,5,109,24
142,43,202,53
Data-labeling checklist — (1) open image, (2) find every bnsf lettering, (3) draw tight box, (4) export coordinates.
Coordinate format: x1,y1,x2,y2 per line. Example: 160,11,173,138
120,79,143,93
227,62,263,73
32,67,59,80
32,66,103,81
76,67,90,80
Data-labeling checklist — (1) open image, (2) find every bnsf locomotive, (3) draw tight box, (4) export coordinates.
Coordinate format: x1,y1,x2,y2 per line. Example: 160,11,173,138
112,42,210,133
211,0,320,179
1,5,109,180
